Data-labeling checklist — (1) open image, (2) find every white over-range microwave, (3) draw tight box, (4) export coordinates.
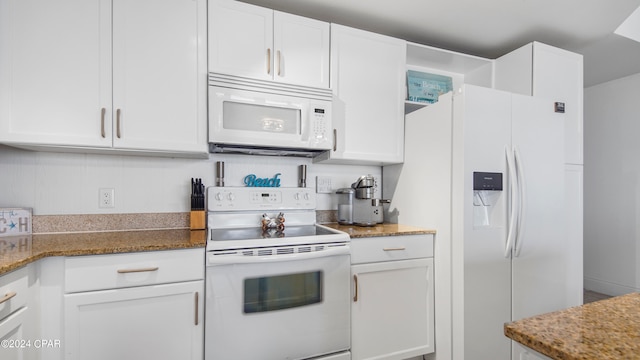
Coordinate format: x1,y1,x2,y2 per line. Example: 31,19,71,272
208,73,333,157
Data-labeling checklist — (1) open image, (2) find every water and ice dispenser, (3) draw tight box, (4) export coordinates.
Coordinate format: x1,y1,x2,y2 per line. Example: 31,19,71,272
473,172,503,227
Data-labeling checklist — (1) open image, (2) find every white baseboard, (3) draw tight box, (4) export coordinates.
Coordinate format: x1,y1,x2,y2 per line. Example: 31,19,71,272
584,277,638,296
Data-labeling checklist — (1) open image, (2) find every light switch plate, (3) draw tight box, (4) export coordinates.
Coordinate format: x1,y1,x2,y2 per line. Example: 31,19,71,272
316,176,333,193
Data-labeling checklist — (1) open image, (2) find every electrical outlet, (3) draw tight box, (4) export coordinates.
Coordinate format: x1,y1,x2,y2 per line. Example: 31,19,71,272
99,188,115,208
316,176,333,193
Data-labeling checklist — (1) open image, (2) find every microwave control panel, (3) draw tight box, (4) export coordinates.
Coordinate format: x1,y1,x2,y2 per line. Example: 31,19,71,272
309,103,331,145
312,108,327,140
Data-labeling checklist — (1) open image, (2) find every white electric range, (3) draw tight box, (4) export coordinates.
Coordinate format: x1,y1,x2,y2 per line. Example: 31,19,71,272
205,186,351,360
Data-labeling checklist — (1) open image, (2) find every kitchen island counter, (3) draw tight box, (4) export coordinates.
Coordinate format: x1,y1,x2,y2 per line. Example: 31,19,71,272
0,229,206,275
504,292,640,359
323,222,435,238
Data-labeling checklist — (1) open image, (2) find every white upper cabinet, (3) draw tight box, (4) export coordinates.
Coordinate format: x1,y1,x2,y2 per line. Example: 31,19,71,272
0,0,111,148
317,24,406,165
209,0,330,88
111,0,208,154
208,0,273,81
494,42,584,165
273,11,330,88
0,0,208,157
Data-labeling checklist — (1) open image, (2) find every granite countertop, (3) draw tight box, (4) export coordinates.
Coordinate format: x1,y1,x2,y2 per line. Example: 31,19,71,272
323,222,436,238
504,293,640,359
0,229,206,276
1,222,434,276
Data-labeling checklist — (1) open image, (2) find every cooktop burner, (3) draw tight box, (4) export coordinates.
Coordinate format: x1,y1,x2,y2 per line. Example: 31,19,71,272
207,187,349,252
210,225,338,242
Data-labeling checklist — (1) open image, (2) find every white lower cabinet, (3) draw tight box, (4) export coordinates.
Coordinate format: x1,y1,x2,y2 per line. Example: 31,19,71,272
0,307,30,360
63,249,204,360
64,281,203,360
0,265,37,360
514,343,553,360
350,235,434,360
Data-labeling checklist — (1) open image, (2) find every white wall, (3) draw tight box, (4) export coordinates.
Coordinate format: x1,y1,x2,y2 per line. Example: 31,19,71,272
0,146,380,215
584,72,640,295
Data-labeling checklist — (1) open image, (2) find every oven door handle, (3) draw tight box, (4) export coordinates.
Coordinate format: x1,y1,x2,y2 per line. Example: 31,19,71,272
208,245,350,265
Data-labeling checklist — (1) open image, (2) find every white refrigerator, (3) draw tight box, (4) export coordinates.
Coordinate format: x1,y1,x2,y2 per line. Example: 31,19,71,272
383,84,582,360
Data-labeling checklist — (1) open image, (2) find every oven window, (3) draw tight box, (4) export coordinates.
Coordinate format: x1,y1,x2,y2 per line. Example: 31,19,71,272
243,271,323,313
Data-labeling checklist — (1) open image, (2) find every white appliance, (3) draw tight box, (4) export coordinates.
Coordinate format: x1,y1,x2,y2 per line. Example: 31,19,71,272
208,73,333,156
383,85,582,360
205,187,351,360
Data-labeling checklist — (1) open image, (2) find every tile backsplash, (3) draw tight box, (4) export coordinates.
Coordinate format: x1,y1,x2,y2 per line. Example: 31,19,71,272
0,146,380,215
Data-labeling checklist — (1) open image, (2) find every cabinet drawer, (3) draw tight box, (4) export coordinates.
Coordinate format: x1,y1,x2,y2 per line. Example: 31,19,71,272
350,234,433,264
0,267,28,322
65,248,204,293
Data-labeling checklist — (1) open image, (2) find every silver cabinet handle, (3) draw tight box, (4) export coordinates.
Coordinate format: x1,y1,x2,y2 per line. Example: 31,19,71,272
277,50,281,76
100,108,106,138
267,48,271,75
333,129,337,151
117,267,159,274
194,292,199,326
116,109,122,138
0,291,16,305
383,247,406,251
353,274,358,302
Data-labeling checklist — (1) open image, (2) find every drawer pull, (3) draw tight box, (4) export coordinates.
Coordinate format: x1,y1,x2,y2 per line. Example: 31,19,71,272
117,267,159,274
353,274,358,302
383,247,406,251
0,291,17,305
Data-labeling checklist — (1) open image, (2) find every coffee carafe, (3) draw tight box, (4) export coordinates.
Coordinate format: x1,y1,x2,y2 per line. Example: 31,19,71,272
336,188,355,225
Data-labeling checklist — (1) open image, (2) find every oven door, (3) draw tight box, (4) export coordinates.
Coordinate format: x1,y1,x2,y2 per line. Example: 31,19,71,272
205,246,350,360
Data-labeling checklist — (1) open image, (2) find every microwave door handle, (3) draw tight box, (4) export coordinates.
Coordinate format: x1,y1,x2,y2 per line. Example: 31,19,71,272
208,246,349,265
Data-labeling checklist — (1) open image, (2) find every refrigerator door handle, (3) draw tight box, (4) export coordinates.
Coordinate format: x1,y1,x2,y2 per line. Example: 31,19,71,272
513,147,526,257
504,146,518,258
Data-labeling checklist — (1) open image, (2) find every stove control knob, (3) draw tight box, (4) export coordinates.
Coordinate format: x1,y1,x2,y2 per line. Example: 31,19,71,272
304,192,310,200
294,192,300,200
215,192,224,201
227,192,235,201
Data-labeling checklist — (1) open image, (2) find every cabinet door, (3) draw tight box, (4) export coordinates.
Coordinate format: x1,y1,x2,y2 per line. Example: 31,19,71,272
64,280,203,360
351,258,434,360
494,42,583,165
112,0,207,153
329,25,406,165
0,307,31,360
0,0,112,147
273,12,330,88
208,0,273,80
532,43,583,165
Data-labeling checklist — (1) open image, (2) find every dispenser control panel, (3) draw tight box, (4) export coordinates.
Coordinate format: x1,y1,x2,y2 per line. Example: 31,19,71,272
473,172,503,191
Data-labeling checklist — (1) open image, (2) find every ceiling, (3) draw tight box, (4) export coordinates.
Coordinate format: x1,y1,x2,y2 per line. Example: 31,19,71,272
239,0,640,87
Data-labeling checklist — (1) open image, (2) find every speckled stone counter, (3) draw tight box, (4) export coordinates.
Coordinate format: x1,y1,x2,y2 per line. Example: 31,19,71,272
323,223,435,238
0,229,206,276
504,293,640,359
